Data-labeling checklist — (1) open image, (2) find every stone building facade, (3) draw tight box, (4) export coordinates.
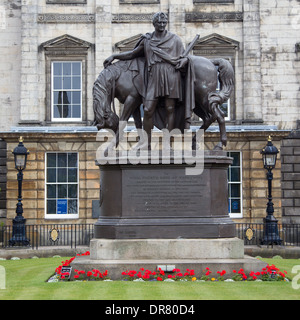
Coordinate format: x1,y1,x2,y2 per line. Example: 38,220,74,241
0,0,299,227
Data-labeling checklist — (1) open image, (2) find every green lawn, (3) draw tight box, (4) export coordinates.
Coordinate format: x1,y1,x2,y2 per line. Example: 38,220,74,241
0,257,299,300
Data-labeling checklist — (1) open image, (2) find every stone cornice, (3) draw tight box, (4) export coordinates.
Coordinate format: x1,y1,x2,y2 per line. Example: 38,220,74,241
119,0,159,3
36,12,243,24
185,11,243,22
37,13,95,23
112,13,154,23
0,127,291,143
193,0,234,3
46,0,86,3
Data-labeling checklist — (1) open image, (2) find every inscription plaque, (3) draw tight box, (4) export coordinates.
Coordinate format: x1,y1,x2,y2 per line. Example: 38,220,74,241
123,169,209,217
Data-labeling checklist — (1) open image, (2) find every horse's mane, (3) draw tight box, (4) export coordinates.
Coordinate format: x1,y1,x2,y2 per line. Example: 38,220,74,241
93,62,124,97
93,62,127,130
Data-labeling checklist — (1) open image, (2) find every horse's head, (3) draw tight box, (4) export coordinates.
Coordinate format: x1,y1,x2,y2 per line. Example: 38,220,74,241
92,75,120,132
95,110,119,133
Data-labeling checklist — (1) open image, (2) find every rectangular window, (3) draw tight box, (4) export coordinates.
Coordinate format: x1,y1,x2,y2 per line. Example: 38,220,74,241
51,61,82,121
227,151,242,218
45,152,79,219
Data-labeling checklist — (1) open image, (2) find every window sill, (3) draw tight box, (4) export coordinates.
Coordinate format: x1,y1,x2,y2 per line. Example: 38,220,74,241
45,214,79,220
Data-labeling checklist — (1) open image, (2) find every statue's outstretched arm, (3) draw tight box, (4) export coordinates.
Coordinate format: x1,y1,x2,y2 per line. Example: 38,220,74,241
103,44,144,68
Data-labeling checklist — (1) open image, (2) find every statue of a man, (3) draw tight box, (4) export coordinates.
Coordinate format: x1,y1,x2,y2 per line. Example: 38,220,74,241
103,12,190,149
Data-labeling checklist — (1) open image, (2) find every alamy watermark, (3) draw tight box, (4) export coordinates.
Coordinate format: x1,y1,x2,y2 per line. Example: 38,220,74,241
0,266,5,290
96,122,205,176
292,265,300,290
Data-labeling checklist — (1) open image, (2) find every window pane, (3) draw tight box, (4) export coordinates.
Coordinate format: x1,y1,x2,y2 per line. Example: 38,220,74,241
47,153,56,167
53,63,62,76
63,62,71,75
53,77,62,90
230,168,240,182
58,153,67,167
53,105,62,118
72,77,81,89
72,105,81,118
68,199,77,214
63,105,72,118
72,92,81,104
58,184,67,198
68,168,77,182
53,91,60,105
68,184,78,198
231,199,240,214
47,185,56,198
57,168,67,182
68,153,77,167
231,153,240,166
230,184,240,198
60,91,70,105
47,168,56,183
47,200,56,214
72,62,81,75
63,77,71,90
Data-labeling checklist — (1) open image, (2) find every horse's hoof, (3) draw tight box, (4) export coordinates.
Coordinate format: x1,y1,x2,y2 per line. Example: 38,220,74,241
222,140,227,147
213,142,223,150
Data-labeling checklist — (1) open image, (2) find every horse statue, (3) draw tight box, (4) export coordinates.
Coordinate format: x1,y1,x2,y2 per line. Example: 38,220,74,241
92,55,234,150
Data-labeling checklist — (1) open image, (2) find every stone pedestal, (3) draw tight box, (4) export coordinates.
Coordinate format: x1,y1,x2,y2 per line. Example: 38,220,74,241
71,151,267,279
94,151,235,239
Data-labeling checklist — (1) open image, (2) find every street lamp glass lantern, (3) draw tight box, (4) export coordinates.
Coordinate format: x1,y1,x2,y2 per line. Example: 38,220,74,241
261,136,278,170
13,137,29,171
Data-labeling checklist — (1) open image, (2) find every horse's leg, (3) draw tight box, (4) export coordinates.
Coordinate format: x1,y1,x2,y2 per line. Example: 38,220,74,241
115,95,142,149
217,114,227,147
192,114,217,150
211,103,227,147
132,106,142,130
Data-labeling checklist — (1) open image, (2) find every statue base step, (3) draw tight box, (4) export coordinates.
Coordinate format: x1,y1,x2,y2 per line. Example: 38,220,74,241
71,238,267,280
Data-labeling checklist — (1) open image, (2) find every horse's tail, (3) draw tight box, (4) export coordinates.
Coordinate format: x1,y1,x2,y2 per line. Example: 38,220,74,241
209,58,234,115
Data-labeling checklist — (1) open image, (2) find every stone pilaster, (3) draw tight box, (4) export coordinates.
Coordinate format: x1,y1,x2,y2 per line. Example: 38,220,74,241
242,0,263,122
95,0,113,73
19,0,41,124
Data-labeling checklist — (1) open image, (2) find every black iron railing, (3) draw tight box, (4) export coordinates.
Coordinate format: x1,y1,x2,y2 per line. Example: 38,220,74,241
1,224,94,249
1,223,300,249
235,223,300,246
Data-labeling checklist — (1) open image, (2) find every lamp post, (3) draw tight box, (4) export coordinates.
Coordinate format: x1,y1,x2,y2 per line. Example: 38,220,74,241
9,137,30,246
260,136,282,245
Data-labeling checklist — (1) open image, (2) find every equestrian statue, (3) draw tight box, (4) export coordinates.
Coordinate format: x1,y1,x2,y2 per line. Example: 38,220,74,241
93,12,234,151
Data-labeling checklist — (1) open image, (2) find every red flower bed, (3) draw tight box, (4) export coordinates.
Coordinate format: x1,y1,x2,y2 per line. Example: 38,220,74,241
53,252,289,282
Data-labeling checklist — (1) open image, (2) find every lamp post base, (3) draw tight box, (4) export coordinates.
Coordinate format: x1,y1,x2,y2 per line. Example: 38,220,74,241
9,215,30,247
261,215,282,246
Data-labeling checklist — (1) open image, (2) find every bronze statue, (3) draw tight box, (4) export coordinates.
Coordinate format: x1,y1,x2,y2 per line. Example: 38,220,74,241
93,12,234,151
